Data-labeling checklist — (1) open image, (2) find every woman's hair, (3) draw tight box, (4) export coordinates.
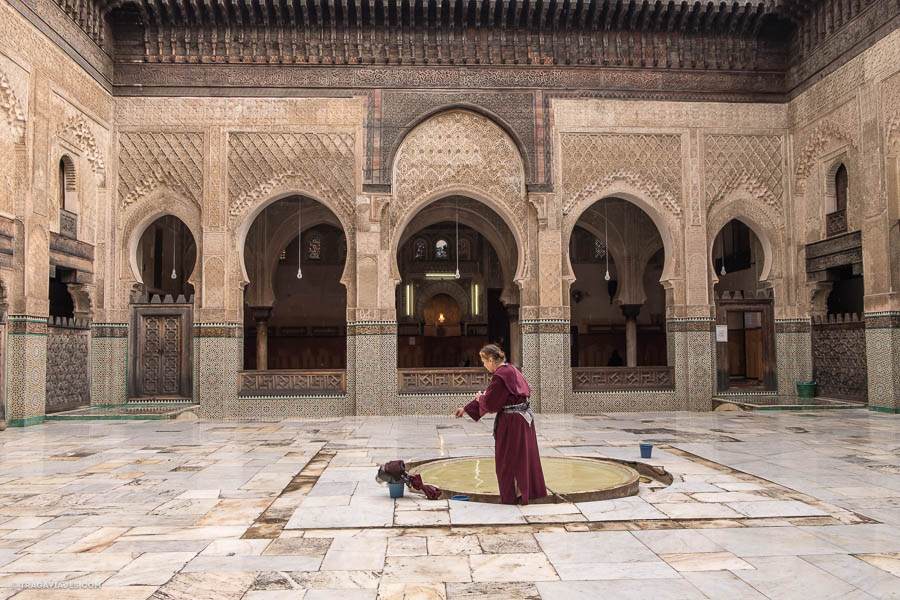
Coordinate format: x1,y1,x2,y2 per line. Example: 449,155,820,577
479,344,506,362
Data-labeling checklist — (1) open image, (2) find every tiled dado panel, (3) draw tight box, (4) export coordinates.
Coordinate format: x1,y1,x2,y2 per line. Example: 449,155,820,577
775,320,813,397
6,316,48,426
193,323,242,419
348,323,396,416
866,313,900,413
521,321,570,414
90,323,128,405
567,391,680,413
224,395,354,420
668,318,716,412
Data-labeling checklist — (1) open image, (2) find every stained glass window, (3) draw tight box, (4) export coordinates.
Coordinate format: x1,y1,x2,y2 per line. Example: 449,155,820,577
308,232,321,260
593,237,607,260
458,239,471,261
414,239,426,260
280,249,286,261
435,239,449,260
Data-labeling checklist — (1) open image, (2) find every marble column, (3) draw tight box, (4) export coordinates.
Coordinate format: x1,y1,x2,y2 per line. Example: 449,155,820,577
621,304,642,367
251,307,273,370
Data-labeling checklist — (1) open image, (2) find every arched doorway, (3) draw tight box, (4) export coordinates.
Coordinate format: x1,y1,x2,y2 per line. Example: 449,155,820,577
568,198,671,392
135,215,196,299
396,196,519,393
712,219,777,391
130,215,197,400
240,196,348,395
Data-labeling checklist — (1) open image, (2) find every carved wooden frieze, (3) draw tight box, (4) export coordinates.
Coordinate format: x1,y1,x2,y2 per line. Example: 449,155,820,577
572,367,676,391
239,370,347,396
398,368,492,394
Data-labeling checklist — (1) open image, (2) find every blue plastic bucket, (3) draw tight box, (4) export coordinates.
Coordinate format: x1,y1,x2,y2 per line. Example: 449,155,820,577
389,482,405,498
639,443,653,459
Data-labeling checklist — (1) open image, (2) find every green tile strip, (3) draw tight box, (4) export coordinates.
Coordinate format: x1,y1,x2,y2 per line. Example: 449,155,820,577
868,405,900,414
7,416,46,427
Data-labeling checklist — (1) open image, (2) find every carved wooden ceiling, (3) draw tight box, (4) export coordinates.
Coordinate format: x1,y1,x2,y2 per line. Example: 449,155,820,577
54,0,820,68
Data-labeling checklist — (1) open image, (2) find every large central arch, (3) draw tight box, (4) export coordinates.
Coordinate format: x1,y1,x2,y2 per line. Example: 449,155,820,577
389,109,529,288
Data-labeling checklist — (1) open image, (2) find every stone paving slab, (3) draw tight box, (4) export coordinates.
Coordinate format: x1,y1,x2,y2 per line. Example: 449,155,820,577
0,410,897,598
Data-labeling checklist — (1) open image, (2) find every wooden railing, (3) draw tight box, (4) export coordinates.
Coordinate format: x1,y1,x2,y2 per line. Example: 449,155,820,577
239,369,346,396
398,368,491,394
826,209,847,237
572,367,675,391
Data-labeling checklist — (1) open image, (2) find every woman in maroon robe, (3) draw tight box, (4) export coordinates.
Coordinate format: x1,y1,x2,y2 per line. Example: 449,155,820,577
454,344,547,505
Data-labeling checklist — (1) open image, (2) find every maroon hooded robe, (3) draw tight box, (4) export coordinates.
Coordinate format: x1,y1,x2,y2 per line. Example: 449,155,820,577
464,364,547,505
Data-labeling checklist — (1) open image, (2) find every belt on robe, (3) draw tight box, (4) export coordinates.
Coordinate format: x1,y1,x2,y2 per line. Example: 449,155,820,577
493,401,534,439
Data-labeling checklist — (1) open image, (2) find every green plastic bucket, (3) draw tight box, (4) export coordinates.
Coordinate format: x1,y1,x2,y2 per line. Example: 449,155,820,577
796,382,817,398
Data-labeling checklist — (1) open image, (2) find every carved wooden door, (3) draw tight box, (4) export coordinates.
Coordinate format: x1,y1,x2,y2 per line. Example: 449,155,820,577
132,306,192,399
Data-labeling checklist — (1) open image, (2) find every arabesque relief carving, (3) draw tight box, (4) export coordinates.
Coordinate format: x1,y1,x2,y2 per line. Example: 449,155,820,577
56,114,105,185
118,132,204,210
392,110,525,228
0,68,25,143
560,133,683,219
704,135,784,213
227,132,356,223
794,119,857,194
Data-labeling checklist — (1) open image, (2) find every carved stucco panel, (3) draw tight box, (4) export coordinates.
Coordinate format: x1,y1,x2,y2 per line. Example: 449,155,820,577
793,100,859,195
704,134,784,214
392,110,526,231
559,133,683,219
0,62,26,144
55,112,106,186
118,132,204,210
226,131,356,224
882,70,900,155
202,256,226,309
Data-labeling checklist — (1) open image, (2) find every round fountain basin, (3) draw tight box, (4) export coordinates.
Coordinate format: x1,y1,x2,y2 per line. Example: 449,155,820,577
408,456,644,503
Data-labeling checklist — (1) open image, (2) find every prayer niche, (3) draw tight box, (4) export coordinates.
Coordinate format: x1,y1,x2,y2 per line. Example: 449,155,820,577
414,238,426,260
594,238,607,260
458,238,471,261
308,232,322,260
435,239,449,260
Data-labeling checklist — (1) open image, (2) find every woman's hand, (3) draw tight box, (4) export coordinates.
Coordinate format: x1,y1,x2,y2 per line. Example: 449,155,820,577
454,407,466,419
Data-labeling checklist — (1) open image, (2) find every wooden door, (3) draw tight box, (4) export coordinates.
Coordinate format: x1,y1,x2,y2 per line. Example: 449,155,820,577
715,298,776,392
131,305,192,399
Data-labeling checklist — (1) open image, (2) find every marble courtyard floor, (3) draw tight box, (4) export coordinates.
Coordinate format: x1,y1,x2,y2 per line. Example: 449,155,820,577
0,411,899,599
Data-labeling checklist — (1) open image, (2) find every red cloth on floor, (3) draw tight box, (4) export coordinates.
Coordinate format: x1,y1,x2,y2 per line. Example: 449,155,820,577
464,364,547,505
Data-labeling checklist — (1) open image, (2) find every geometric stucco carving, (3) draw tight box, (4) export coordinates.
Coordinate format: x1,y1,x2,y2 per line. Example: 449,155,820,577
888,116,900,155
56,114,106,185
392,110,526,230
794,119,857,194
227,131,356,223
0,68,25,143
704,134,783,213
118,132,203,210
560,133,683,219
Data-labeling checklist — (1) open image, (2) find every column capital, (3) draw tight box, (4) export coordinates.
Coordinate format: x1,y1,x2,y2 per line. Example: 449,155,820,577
250,306,273,323
620,304,642,320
